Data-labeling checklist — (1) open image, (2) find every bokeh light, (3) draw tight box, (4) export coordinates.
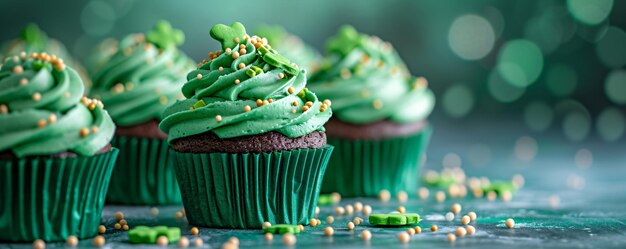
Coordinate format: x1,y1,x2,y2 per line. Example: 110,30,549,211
523,101,554,132
604,69,626,105
545,64,577,97
80,0,116,36
524,7,576,54
514,136,538,161
596,107,625,142
467,144,492,167
442,153,462,168
442,84,474,118
566,0,613,25
496,39,544,87
448,14,495,60
595,27,626,69
562,111,591,142
575,148,593,169
487,71,525,103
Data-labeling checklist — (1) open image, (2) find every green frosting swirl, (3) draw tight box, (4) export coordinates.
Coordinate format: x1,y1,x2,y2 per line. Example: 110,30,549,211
1,23,93,91
159,22,332,142
90,21,195,126
0,54,115,157
308,26,435,124
255,25,322,74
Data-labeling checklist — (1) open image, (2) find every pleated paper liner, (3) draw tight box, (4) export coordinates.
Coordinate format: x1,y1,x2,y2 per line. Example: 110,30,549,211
321,125,432,197
107,136,182,205
0,148,119,242
172,145,334,228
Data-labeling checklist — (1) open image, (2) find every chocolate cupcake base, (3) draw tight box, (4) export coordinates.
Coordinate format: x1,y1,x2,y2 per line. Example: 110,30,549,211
172,131,327,154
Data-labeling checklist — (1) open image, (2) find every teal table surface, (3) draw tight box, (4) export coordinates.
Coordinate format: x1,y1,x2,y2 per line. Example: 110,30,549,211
2,120,626,248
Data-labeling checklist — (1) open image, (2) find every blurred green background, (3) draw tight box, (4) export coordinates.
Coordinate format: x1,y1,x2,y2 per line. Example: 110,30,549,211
1,0,625,144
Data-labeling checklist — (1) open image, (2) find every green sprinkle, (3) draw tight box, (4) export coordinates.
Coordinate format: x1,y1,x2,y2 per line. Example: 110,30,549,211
281,63,299,76
368,213,420,226
20,23,48,49
146,20,184,49
193,99,206,109
483,181,517,195
128,226,181,244
257,45,270,55
246,68,256,77
262,224,301,234
210,22,247,50
317,194,335,206
263,53,290,68
326,25,365,56
251,65,264,74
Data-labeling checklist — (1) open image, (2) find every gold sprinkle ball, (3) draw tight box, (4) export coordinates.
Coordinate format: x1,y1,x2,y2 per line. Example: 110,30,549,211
447,233,456,242
461,215,471,225
335,206,345,215
98,225,106,234
66,235,78,247
33,239,45,249
264,233,273,241
455,226,467,237
431,225,438,232
282,233,296,245
414,226,422,234
262,221,272,229
361,230,372,241
156,236,168,246
324,226,334,236
190,227,199,235
194,238,203,247
348,221,355,230
505,218,515,228
345,204,354,215
397,206,406,214
92,235,105,247
468,211,477,221
378,189,391,202
178,237,189,247
466,225,476,235
397,231,410,243
363,205,372,215
326,216,334,224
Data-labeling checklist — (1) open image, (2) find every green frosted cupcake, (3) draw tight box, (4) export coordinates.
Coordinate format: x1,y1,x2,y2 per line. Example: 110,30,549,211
308,26,435,197
89,20,195,205
1,23,93,92
0,53,118,242
255,25,322,74
159,22,333,228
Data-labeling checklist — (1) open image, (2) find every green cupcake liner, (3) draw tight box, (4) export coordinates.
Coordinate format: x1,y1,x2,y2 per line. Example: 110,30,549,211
321,125,432,197
107,136,181,205
0,148,119,242
171,145,334,228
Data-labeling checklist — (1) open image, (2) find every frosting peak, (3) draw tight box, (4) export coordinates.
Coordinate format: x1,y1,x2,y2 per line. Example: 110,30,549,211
309,26,435,124
160,22,331,142
90,20,194,126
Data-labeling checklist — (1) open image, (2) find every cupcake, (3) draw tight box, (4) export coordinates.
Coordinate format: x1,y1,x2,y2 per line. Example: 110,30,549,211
308,26,435,197
159,22,333,228
89,21,195,205
0,52,118,241
1,23,93,91
255,25,322,74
